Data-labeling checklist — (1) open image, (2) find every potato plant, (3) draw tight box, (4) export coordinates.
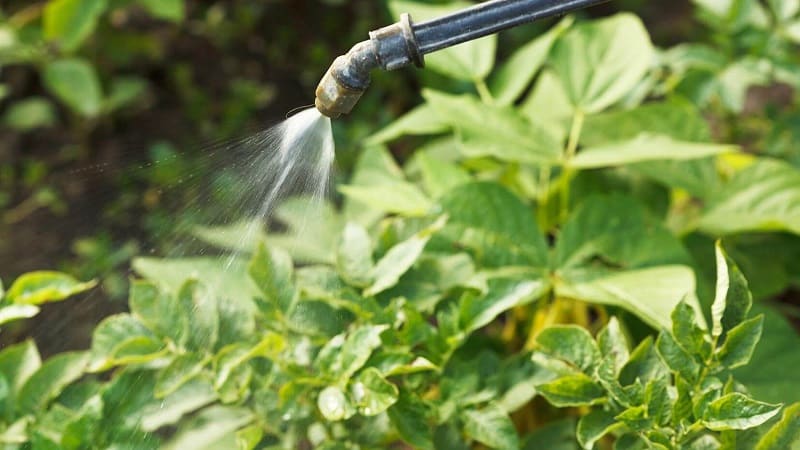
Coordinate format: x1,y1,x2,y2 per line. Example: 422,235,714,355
1,1,800,449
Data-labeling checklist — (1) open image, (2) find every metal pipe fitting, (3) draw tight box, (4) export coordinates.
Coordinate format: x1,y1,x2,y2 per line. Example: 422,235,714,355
315,14,422,118
315,0,611,118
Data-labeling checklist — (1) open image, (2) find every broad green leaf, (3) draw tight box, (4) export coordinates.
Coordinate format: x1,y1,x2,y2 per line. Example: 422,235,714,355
88,314,165,371
318,386,355,421
671,301,710,358
0,340,41,419
190,220,265,254
489,16,573,105
581,99,712,145
138,0,184,22
163,406,253,450
387,391,433,449
2,97,57,131
735,306,800,404
0,305,40,325
598,317,630,373
620,337,669,386
699,159,800,235
365,104,448,144
339,182,433,217
133,257,259,301
129,281,185,344
520,70,574,138
43,59,103,117
537,373,605,407
350,368,398,416
388,1,496,80
615,405,652,432
656,330,700,381
43,0,106,51
439,182,548,267
756,402,800,450
18,352,88,414
413,151,471,199
462,403,520,450
460,279,545,335
344,146,405,226
702,393,782,431
155,353,207,398
178,280,219,351
248,243,296,315
315,325,387,381
423,90,561,164
213,333,284,399
336,223,373,287
549,13,654,113
141,379,217,432
557,266,699,331
535,325,601,373
6,271,95,305
103,76,148,111
364,216,445,296
711,242,752,339
577,409,620,450
570,134,735,170
717,315,763,369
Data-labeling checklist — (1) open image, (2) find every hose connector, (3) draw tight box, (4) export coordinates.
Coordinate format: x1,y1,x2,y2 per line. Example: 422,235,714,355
315,13,423,118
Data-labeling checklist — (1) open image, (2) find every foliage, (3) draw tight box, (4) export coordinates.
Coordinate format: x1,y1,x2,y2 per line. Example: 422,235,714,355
1,0,800,449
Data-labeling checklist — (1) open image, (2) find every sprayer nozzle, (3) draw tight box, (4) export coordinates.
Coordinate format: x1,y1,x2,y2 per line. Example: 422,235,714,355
314,60,365,119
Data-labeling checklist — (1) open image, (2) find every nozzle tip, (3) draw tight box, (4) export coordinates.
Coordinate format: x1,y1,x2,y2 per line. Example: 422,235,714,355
314,56,367,119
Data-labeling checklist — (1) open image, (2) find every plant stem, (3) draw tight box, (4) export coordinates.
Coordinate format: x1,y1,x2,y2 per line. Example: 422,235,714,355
560,110,585,221
537,165,551,230
475,78,494,105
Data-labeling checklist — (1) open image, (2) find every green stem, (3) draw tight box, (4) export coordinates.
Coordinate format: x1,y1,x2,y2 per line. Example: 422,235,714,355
537,165,551,230
474,78,494,105
560,110,585,221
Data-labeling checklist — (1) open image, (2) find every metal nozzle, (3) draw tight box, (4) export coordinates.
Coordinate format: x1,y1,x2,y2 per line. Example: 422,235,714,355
315,14,423,119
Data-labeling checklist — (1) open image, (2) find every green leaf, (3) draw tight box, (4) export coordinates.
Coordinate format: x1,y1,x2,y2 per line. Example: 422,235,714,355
43,0,106,52
178,280,219,351
140,379,216,432
350,368,398,416
537,373,605,407
413,151,471,199
18,352,88,414
598,317,630,373
0,304,40,325
133,256,259,301
248,243,296,315
315,325,387,381
103,76,148,111
339,182,433,217
190,220,266,254
129,281,185,345
535,325,601,373
389,1,496,80
489,16,573,105
388,391,433,449
656,330,700,381
365,104,448,144
155,353,206,398
0,340,41,419
336,223,373,287
711,242,752,339
423,90,561,164
137,0,184,22
6,271,95,305
318,386,355,421
620,337,669,387
577,409,620,450
520,70,574,138
699,159,800,235
343,146,406,226
364,216,446,296
88,314,165,371
671,301,710,359
717,315,763,369
163,406,253,450
439,182,549,268
615,405,652,432
570,134,735,169
2,97,57,131
755,402,800,450
702,393,782,431
460,279,545,335
462,403,520,450
42,59,103,117
549,13,654,113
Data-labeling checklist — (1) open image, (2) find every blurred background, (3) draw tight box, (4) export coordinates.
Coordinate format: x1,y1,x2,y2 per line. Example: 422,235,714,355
0,0,756,354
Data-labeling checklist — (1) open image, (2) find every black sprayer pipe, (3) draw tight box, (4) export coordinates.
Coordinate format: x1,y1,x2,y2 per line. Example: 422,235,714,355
315,0,610,118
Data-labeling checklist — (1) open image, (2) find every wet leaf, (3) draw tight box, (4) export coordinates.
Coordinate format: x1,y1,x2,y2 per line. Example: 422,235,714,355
6,271,95,305
350,368,398,416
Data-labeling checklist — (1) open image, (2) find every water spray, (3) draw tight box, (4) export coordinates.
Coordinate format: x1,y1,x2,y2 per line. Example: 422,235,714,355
315,0,610,118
